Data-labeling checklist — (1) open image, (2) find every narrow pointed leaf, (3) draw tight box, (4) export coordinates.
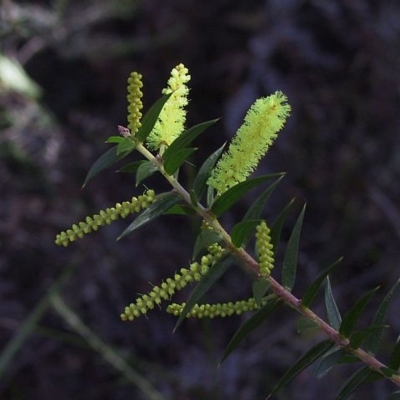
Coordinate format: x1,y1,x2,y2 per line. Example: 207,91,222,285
335,367,373,400
252,279,270,307
267,340,334,399
173,255,232,331
325,277,342,329
339,287,379,337
282,204,306,291
105,135,125,144
193,143,225,200
164,204,196,216
231,219,262,248
302,257,343,308
313,346,345,378
211,173,283,217
83,146,131,187
118,160,148,174
136,161,158,186
221,297,280,364
350,325,388,349
136,93,172,142
192,229,222,260
163,119,218,160
206,184,215,207
117,137,136,154
117,192,180,240
270,198,295,251
163,148,197,175
364,278,400,354
389,335,400,370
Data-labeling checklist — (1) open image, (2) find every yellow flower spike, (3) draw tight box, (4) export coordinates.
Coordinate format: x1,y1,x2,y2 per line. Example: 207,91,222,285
146,63,191,151
207,91,291,195
126,72,143,135
255,221,275,278
54,190,156,246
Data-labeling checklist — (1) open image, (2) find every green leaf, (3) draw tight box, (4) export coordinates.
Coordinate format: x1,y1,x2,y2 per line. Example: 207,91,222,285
163,148,197,175
389,335,400,370
231,219,262,248
206,184,215,208
136,93,172,142
118,160,148,173
270,198,295,251
301,258,343,308
211,173,283,217
117,192,180,240
163,204,196,216
313,346,345,378
364,278,400,354
252,279,271,307
335,367,373,400
105,135,125,144
339,287,379,337
83,146,131,187
163,119,218,161
220,297,280,364
267,340,334,399
173,255,232,331
135,160,158,186
117,137,136,155
192,229,222,261
282,204,306,291
193,143,225,200
350,325,388,349
325,277,342,330
387,391,400,400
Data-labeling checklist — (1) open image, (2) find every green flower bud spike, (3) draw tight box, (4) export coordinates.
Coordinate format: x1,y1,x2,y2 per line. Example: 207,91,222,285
207,91,291,195
146,63,190,152
55,190,156,247
167,297,269,319
126,71,144,136
120,243,224,321
255,221,275,278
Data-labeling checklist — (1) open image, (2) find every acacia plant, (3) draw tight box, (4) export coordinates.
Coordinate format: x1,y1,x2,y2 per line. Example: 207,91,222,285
55,64,400,398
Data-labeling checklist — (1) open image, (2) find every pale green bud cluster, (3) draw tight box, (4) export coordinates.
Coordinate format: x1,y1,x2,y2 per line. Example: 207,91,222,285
127,72,144,135
121,244,224,321
55,190,156,247
255,221,275,277
167,297,268,319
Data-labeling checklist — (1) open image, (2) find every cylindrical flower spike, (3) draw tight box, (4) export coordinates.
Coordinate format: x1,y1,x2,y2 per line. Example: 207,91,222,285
207,91,291,195
120,244,224,321
55,190,156,247
166,297,269,319
126,72,144,135
146,63,190,152
255,221,275,278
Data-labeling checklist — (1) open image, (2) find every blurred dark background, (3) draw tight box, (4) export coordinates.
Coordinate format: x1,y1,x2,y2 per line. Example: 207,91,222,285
1,0,400,399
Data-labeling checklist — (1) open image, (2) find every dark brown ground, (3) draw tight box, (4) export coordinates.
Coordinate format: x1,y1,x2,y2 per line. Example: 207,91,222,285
1,1,400,399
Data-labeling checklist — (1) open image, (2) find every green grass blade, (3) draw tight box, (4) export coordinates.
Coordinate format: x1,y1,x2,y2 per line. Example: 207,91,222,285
220,297,280,364
136,93,172,142
325,276,342,330
302,257,343,308
282,204,306,291
339,287,379,337
173,255,232,332
51,294,165,400
211,173,283,217
267,340,334,399
117,192,180,240
193,143,225,201
0,266,74,379
364,278,400,354
335,367,373,400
